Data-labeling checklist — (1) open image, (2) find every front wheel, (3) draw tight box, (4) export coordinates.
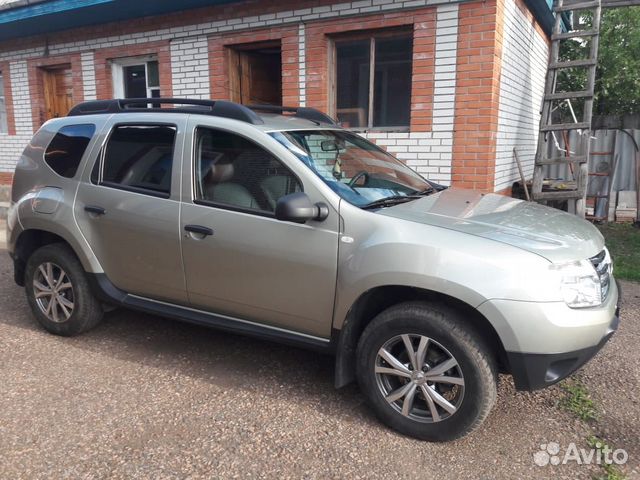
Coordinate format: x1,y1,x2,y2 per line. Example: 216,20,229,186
356,301,498,441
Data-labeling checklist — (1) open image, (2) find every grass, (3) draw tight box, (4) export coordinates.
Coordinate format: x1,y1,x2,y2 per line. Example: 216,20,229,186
587,436,627,480
558,380,627,480
598,223,640,282
560,378,597,422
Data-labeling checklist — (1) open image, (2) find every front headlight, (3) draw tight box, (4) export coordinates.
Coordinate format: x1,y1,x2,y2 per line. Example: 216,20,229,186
551,259,602,308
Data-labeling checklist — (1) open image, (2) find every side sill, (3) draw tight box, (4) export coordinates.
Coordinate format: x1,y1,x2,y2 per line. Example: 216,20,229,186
87,273,334,353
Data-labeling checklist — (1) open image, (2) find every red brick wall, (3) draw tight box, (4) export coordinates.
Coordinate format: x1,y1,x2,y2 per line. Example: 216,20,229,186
304,8,437,131
0,61,16,135
208,26,299,105
0,172,13,185
94,41,173,100
27,53,84,132
452,0,504,191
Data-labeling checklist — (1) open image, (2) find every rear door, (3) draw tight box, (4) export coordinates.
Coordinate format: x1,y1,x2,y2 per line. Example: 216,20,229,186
74,114,188,304
179,119,340,338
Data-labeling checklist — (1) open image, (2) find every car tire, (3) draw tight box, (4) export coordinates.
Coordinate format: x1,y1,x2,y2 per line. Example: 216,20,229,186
25,243,104,336
356,301,497,441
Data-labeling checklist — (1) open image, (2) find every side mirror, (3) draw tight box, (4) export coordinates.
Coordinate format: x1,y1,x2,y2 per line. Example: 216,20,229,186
275,192,329,224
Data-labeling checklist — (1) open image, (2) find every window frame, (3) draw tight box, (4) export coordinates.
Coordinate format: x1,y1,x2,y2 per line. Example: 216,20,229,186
111,55,161,99
93,122,178,199
330,28,413,132
191,125,304,219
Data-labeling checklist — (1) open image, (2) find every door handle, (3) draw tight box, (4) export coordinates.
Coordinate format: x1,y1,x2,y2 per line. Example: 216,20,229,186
184,224,214,236
84,205,106,215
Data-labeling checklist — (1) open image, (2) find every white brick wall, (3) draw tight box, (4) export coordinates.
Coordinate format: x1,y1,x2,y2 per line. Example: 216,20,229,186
494,0,548,192
0,61,33,172
171,37,210,99
9,60,33,135
80,51,97,101
298,23,306,107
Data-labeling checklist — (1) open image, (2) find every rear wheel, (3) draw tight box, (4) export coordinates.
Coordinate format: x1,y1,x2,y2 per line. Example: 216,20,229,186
25,243,103,336
356,301,497,441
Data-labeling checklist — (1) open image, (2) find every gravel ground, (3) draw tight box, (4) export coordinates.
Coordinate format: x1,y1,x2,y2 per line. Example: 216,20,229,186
0,250,638,479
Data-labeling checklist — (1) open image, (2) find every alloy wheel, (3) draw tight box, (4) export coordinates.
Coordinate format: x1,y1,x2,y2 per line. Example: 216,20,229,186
375,334,465,423
33,262,75,323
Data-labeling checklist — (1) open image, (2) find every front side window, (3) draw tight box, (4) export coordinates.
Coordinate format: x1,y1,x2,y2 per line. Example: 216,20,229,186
194,127,301,214
335,33,413,129
0,72,7,134
45,124,95,178
270,129,432,207
98,124,176,196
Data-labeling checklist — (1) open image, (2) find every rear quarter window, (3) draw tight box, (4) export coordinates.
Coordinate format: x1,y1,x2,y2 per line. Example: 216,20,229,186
44,124,96,178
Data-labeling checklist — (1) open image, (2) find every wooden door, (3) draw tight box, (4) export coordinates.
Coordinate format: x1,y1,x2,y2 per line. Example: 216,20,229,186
42,66,73,120
228,46,282,105
244,52,281,105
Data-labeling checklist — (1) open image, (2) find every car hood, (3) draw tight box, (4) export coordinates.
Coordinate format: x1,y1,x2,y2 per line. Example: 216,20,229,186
379,188,604,263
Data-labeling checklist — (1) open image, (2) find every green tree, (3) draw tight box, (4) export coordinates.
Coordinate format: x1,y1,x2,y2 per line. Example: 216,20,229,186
557,6,640,117
594,6,640,115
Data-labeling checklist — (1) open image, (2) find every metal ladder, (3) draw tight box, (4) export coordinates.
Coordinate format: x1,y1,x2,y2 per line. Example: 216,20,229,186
531,0,602,217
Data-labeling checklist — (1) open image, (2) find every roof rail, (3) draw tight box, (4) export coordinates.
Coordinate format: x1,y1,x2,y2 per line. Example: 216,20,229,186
248,105,337,125
68,98,265,125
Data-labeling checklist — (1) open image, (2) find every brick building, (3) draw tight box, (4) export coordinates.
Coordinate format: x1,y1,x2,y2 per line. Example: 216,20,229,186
0,0,553,193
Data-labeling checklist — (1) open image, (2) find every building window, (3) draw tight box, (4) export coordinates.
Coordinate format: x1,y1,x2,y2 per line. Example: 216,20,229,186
111,56,160,99
0,72,7,133
334,33,413,130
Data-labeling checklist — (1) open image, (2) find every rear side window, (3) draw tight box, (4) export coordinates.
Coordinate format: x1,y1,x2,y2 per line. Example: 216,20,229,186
100,124,176,196
44,124,96,178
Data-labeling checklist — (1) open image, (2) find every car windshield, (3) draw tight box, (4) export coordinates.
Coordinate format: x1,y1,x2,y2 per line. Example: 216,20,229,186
269,129,433,207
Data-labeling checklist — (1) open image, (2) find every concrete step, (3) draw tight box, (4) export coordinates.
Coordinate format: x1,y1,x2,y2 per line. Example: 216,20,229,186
0,201,8,220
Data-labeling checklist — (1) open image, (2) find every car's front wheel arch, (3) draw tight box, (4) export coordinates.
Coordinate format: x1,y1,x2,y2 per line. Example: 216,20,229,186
334,286,508,389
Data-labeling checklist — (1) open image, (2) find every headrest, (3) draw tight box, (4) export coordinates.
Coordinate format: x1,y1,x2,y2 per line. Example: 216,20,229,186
203,156,234,183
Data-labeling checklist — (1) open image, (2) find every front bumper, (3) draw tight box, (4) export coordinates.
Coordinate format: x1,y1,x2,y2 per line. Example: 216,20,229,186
478,279,621,391
506,306,619,390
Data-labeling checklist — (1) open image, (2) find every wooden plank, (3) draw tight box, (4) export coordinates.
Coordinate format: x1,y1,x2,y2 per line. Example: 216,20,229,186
533,190,586,200
540,122,591,131
602,0,640,7
549,59,597,69
545,90,593,101
513,148,530,201
555,0,600,11
552,30,599,40
536,156,588,165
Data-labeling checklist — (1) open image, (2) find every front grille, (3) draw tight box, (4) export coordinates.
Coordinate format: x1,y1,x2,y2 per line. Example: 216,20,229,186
590,249,612,302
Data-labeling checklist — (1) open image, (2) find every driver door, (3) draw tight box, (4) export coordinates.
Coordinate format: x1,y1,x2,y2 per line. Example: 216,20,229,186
179,123,340,338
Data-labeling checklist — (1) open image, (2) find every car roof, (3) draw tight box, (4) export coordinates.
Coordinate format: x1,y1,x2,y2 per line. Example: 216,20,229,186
253,113,339,132
66,98,342,132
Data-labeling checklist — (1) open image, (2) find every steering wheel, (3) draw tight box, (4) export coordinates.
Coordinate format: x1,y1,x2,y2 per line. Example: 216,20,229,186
348,170,369,187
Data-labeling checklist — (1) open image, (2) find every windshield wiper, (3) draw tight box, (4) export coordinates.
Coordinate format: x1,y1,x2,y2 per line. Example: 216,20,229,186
361,195,421,210
414,183,447,195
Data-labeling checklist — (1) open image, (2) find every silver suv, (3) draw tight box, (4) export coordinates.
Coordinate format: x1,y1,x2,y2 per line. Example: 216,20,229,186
7,98,619,441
